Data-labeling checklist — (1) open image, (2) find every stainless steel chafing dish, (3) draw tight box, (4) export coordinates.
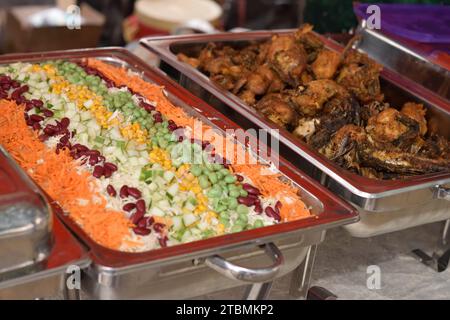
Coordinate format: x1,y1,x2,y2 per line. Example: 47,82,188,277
0,146,52,280
0,48,357,299
140,30,450,237
0,147,89,299
354,21,450,102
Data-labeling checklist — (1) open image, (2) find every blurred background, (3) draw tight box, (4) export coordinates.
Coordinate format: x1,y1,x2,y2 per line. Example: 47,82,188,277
0,0,447,53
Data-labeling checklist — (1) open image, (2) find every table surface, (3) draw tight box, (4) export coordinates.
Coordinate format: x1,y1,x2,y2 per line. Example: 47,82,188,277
196,221,450,300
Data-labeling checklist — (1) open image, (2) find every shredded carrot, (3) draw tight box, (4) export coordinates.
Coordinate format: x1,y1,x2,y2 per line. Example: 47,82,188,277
0,99,132,249
87,59,311,221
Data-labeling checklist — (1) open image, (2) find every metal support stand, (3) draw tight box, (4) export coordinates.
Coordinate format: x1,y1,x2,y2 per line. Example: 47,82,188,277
306,286,337,300
412,219,450,272
288,244,318,299
242,282,273,300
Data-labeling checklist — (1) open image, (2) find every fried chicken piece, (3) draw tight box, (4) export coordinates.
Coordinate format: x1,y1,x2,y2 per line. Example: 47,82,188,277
320,124,366,161
366,108,420,150
311,49,341,79
177,53,200,68
289,79,346,116
360,101,389,124
294,24,324,56
254,93,298,129
293,118,319,140
266,35,297,61
336,50,384,103
401,102,428,136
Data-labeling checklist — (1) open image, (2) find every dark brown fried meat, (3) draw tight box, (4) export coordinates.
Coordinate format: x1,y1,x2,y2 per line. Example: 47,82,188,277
255,93,298,129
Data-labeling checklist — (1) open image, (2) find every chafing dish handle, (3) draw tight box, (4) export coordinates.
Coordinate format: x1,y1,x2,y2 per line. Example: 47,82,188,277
204,243,284,283
434,185,450,201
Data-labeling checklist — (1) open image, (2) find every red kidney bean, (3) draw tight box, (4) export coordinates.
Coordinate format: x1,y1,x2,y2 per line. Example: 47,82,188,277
254,203,263,214
265,206,281,221
92,165,104,178
24,113,29,121
275,201,282,214
84,150,100,157
133,227,151,236
140,102,155,112
25,101,34,111
89,155,99,166
103,167,113,178
0,75,10,83
158,236,168,247
123,203,136,212
43,126,55,136
59,134,70,145
38,134,48,142
135,199,146,212
131,210,145,225
104,162,118,172
31,99,43,107
1,83,10,90
146,216,155,227
153,223,165,233
119,185,129,198
127,187,142,199
11,81,20,89
242,183,260,196
42,109,54,117
60,117,70,129
15,96,25,105
106,184,117,197
137,219,147,228
26,118,34,126
32,122,41,131
98,155,106,163
73,144,88,152
0,91,8,99
237,196,256,207
178,135,184,142
236,174,244,182
30,114,44,122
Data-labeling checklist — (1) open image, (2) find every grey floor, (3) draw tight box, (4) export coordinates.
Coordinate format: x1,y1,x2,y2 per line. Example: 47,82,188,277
201,222,450,300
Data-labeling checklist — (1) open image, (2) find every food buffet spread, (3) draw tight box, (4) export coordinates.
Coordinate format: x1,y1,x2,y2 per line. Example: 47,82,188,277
0,18,448,299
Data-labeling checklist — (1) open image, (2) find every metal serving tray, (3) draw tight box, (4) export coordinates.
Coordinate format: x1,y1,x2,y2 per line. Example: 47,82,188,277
0,149,89,299
0,146,52,279
0,48,357,299
354,21,450,102
140,31,450,215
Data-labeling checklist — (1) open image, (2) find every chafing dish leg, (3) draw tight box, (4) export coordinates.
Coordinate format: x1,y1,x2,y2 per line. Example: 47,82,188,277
412,219,450,272
242,282,273,300
288,244,317,299
306,286,337,300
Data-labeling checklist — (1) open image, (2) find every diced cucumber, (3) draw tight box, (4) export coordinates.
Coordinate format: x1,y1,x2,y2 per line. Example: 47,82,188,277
171,216,184,231
149,206,165,217
167,183,179,197
183,213,198,227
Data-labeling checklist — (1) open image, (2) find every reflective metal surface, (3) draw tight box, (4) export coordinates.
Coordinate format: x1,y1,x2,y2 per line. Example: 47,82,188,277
354,22,450,102
204,243,283,283
0,146,52,279
140,31,450,214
